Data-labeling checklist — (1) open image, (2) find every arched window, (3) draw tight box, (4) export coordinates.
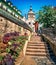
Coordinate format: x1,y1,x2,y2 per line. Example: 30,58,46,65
29,22,31,25
0,19,3,21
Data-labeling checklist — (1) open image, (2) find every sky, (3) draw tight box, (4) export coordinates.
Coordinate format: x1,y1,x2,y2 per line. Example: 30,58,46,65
7,0,56,16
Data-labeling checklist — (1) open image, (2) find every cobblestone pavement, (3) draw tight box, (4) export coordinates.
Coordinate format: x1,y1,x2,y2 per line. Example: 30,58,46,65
33,57,55,65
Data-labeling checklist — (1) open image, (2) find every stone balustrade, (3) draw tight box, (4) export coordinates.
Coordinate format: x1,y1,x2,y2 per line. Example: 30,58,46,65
42,34,56,56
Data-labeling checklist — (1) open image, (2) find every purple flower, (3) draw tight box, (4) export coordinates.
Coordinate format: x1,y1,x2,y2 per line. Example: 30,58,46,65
12,43,20,47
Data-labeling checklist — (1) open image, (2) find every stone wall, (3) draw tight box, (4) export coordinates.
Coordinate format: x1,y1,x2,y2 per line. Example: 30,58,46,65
42,34,56,56
0,16,20,34
0,16,31,36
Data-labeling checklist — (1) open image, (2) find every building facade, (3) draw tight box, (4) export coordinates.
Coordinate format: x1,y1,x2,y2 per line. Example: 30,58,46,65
0,0,32,37
26,6,35,32
0,0,23,34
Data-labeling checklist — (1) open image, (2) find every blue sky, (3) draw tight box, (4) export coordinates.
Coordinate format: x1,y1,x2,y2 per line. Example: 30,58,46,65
7,0,56,16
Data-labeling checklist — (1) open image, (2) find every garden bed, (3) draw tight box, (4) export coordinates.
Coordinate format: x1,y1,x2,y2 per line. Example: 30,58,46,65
0,32,28,65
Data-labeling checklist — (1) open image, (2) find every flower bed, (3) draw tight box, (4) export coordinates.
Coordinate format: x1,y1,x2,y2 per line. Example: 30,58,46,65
3,32,20,44
6,35,28,58
0,32,28,65
0,54,15,65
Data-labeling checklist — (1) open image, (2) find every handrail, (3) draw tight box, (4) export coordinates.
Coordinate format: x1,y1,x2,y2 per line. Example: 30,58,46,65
0,8,33,32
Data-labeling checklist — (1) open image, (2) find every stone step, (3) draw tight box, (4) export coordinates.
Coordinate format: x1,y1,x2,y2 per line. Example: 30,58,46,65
26,52,47,56
30,38,41,41
27,45,46,48
28,44,46,46
28,41,45,44
27,46,47,49
25,55,47,58
31,36,41,39
30,39,41,41
26,48,53,53
31,36,41,38
26,51,47,54
26,52,54,57
26,48,46,51
26,50,47,53
27,45,50,49
30,40,41,42
28,43,45,45
26,49,47,52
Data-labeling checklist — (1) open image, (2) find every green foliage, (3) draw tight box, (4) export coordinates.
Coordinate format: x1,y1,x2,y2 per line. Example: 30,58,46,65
36,6,56,28
9,40,14,43
6,48,10,53
5,35,27,59
16,36,27,44
0,55,4,61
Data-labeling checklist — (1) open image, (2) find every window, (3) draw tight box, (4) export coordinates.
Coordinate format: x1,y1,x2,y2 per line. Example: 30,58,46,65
29,22,31,25
0,19,3,21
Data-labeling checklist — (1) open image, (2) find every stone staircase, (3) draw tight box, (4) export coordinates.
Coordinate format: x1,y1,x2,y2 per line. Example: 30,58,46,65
26,34,47,58
25,33,56,65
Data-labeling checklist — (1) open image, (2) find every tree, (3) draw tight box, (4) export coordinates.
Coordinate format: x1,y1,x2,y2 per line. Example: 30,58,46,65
36,6,56,28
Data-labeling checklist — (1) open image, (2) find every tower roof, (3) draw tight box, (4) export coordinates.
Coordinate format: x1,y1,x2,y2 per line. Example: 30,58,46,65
28,6,35,15
30,5,32,11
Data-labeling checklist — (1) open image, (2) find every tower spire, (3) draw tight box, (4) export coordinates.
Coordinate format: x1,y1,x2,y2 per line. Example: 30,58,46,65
30,5,32,11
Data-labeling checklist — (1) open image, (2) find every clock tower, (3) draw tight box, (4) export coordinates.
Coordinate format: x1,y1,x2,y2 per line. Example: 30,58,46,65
27,6,35,32
28,6,35,21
